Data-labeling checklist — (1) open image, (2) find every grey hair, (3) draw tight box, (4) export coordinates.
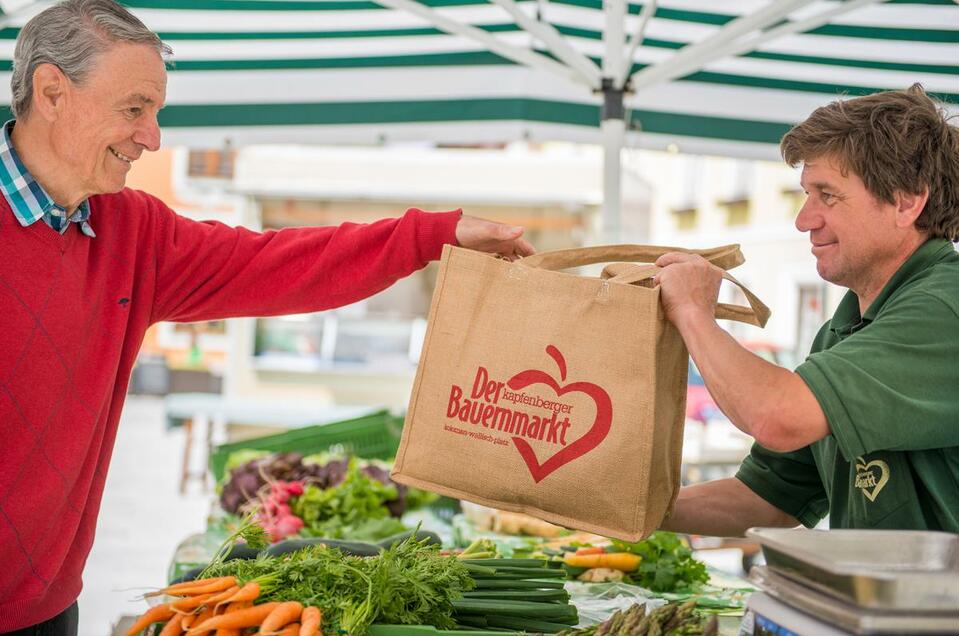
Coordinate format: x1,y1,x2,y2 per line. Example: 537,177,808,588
11,0,172,119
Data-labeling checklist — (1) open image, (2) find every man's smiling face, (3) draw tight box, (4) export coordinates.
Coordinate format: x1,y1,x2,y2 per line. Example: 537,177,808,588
51,41,166,197
795,155,905,295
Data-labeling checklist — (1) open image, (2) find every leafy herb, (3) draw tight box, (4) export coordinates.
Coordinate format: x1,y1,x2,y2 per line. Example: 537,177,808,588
200,512,270,578
291,459,407,540
201,534,473,635
611,531,709,592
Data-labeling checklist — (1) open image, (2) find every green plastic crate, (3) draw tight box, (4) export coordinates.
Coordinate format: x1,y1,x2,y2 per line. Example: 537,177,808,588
209,410,405,481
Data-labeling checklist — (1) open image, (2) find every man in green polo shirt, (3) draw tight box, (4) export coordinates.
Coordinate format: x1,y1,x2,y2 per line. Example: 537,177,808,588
655,84,959,535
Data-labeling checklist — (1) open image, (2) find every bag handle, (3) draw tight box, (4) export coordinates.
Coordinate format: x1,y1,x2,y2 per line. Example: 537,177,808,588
604,263,771,327
518,243,745,272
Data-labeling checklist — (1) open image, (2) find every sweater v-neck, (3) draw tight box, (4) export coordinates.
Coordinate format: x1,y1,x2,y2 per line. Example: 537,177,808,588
2,200,82,254
25,216,81,253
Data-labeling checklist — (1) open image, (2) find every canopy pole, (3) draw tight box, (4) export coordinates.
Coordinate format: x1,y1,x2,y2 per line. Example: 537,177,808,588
600,79,625,245
600,0,627,244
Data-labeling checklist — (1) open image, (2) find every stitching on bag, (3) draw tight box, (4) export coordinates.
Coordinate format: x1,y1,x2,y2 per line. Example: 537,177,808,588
595,280,610,304
507,263,529,280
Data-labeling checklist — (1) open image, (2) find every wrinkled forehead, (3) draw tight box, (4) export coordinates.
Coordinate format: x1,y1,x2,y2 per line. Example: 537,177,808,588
87,42,168,100
800,154,855,187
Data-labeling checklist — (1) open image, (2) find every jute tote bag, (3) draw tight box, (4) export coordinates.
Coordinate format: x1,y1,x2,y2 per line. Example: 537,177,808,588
392,244,769,540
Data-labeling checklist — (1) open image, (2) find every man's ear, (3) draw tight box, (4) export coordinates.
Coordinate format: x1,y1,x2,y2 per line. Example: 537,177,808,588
31,63,68,121
895,187,929,229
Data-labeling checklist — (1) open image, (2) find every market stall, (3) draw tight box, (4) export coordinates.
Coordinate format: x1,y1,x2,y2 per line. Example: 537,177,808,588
122,418,752,636
124,419,959,636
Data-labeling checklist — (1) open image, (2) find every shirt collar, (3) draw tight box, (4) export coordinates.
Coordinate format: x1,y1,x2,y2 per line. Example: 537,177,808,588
0,120,94,237
830,238,954,336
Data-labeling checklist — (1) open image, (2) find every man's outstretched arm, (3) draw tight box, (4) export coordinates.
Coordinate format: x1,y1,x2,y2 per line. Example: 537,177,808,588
655,253,829,452
661,478,800,538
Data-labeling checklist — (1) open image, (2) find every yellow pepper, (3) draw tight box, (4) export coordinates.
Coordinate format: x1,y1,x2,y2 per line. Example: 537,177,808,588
563,551,642,572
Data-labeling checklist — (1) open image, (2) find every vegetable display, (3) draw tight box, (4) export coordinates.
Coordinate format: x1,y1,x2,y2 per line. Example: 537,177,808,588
133,531,584,636
453,549,578,632
218,454,435,542
610,533,709,593
220,454,408,515
194,533,473,635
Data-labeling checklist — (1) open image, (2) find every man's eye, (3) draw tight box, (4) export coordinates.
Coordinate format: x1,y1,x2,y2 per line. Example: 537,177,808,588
821,192,835,203
127,107,142,117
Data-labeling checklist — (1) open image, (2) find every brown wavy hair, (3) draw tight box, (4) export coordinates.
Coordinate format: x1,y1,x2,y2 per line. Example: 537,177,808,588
781,84,959,241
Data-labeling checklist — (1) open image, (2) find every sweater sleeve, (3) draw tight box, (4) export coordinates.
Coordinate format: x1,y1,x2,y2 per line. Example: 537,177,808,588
150,200,461,324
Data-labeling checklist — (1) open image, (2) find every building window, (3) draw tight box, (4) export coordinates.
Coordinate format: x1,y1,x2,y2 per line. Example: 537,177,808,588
253,312,427,371
187,147,235,179
722,199,750,226
673,207,698,231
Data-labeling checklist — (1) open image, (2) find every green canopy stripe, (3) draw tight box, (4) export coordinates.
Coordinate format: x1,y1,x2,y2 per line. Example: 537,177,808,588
90,98,792,145
0,53,936,101
110,0,959,43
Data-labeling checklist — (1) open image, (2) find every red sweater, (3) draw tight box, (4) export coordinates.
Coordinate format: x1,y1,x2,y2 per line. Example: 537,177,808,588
0,188,460,630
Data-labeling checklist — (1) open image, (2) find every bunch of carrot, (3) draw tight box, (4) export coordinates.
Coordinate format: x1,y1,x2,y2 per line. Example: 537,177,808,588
124,576,323,636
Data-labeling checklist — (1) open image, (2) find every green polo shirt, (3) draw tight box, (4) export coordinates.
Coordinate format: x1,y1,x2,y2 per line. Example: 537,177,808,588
737,238,959,531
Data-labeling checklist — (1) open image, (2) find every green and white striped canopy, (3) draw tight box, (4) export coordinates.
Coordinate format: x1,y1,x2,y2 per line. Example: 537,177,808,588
0,0,955,159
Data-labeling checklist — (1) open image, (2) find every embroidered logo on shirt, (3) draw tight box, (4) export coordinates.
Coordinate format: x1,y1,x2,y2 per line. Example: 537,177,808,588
855,456,890,502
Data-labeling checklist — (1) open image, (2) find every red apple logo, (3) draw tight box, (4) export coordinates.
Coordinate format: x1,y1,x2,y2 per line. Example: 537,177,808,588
507,345,612,483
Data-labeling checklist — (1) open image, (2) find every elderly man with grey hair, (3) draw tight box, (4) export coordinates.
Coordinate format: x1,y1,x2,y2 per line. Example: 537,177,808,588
0,1,534,632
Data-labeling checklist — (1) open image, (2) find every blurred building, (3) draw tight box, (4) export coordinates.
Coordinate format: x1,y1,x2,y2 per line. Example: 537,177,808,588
127,141,850,409
129,143,652,409
638,150,844,363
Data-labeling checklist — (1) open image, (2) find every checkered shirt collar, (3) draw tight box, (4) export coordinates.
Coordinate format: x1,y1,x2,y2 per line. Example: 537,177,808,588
0,120,95,237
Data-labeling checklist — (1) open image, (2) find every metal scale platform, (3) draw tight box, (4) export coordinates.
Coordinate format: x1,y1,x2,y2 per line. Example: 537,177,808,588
741,528,959,635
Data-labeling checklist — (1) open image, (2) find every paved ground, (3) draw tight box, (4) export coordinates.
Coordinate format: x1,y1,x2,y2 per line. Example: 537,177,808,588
77,396,209,636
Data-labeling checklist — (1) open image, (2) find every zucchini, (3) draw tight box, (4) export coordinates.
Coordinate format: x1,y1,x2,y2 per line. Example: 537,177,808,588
460,558,554,568
486,616,574,633
455,616,487,628
453,599,577,620
470,572,567,581
462,563,498,577
483,566,567,578
471,579,565,590
463,589,569,602
264,538,381,557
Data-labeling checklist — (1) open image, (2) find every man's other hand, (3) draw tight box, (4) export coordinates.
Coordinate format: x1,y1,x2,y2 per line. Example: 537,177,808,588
455,215,536,260
654,252,722,329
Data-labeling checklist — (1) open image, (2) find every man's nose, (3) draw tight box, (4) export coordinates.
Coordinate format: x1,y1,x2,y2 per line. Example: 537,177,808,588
795,199,819,233
134,114,161,152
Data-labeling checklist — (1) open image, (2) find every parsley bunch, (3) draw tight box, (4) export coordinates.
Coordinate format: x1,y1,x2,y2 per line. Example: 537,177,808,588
612,532,709,592
202,534,473,635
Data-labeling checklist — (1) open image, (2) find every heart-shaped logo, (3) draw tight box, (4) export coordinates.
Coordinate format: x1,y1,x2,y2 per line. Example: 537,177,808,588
854,456,890,502
507,345,612,483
